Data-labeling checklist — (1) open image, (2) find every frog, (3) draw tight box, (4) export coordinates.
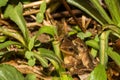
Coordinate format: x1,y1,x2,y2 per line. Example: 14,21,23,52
72,38,93,68
60,37,93,75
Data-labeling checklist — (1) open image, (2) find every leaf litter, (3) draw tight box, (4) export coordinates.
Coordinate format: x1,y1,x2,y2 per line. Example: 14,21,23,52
0,0,120,80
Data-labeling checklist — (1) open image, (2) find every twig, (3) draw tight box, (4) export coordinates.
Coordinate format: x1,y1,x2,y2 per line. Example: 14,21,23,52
60,0,86,32
23,0,50,8
51,9,82,18
23,9,40,16
26,22,42,28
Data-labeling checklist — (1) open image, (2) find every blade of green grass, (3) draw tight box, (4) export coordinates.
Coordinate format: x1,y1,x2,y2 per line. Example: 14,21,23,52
38,48,62,67
66,0,107,25
103,24,120,35
52,41,62,60
34,52,48,67
99,30,111,66
90,0,113,24
0,27,26,46
105,0,120,25
108,47,120,66
0,41,22,49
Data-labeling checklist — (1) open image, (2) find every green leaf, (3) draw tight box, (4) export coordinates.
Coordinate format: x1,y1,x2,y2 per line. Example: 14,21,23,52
25,73,36,80
0,64,24,80
90,0,113,24
34,52,48,67
86,39,120,66
0,27,26,46
4,5,13,18
85,40,99,50
103,24,120,35
0,52,6,58
52,77,60,80
36,13,44,23
88,64,107,80
99,30,111,66
52,41,62,60
105,0,120,25
66,0,107,25
90,48,97,58
94,35,99,42
28,36,36,51
0,36,7,42
25,51,34,59
60,73,73,80
77,31,92,40
0,41,21,49
48,58,60,70
68,29,77,36
108,47,120,66
28,58,36,66
25,51,36,66
60,74,73,80
36,25,57,37
7,3,29,43
40,0,46,13
0,0,8,7
38,48,61,68
36,0,46,23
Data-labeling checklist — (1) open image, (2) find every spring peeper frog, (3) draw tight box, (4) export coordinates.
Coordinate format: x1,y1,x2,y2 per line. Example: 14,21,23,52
60,37,93,74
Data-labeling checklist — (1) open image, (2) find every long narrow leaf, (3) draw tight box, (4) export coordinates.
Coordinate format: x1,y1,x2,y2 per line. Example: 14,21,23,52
38,48,62,67
0,41,22,49
34,52,48,67
47,58,60,70
99,30,111,66
108,47,120,66
52,41,62,60
0,27,26,46
66,0,107,25
103,24,120,35
105,0,120,25
8,3,29,43
90,0,113,24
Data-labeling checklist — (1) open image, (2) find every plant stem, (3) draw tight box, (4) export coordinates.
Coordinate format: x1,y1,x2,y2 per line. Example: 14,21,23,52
52,41,62,60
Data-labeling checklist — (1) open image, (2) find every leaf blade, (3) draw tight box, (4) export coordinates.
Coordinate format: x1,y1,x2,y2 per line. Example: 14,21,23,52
0,0,8,7
88,64,107,80
8,3,29,43
66,0,107,25
0,41,22,50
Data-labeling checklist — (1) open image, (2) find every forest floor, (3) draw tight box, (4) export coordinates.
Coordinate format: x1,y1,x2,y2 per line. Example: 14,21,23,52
1,0,120,80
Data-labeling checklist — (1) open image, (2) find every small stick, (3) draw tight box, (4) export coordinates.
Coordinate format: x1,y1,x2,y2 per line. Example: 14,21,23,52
23,0,50,8
51,9,82,18
60,0,86,32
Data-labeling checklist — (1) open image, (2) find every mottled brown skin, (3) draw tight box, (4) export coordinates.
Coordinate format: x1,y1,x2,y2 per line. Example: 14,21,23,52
72,38,92,68
60,38,93,75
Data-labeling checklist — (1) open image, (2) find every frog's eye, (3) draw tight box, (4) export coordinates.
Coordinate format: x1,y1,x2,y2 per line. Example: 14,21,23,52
79,44,84,48
68,47,74,52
